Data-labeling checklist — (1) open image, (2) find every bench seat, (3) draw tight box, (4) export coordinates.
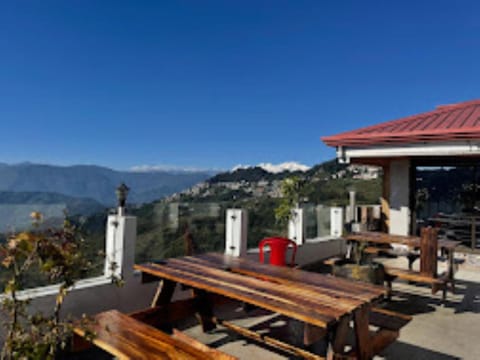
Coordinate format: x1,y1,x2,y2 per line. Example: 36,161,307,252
385,267,445,284
323,256,343,267
384,266,450,301
370,307,412,331
73,310,236,360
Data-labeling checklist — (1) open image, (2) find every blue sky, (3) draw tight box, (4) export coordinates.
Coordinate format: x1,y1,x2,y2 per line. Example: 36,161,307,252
1,1,479,171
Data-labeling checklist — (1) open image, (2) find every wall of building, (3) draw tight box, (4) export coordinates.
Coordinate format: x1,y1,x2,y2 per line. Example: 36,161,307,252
389,159,411,236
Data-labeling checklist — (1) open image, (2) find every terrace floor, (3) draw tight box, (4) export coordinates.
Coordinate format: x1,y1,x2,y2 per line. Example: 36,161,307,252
175,253,480,360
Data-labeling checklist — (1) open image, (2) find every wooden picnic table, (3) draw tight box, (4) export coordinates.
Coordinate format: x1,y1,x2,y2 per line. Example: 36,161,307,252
345,231,460,277
346,231,460,251
345,230,461,300
134,253,398,359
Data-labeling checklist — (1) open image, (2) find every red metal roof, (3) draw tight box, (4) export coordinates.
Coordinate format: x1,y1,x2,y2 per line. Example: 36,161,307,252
322,99,480,147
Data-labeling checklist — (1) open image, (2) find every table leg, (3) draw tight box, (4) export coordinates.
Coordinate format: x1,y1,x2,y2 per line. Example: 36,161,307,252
327,316,350,360
150,279,177,332
346,241,353,260
303,324,326,346
407,254,418,270
447,250,454,279
447,250,455,294
354,304,372,360
151,279,177,307
193,289,216,332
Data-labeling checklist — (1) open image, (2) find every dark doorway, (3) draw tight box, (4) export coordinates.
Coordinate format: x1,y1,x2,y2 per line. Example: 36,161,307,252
412,159,480,248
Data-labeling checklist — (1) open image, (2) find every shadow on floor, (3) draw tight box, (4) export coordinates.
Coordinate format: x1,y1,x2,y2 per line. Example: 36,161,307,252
381,278,480,316
381,340,460,360
204,313,327,360
455,280,480,313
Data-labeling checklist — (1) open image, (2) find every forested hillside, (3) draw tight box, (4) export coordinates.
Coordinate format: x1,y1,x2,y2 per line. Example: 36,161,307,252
132,160,382,263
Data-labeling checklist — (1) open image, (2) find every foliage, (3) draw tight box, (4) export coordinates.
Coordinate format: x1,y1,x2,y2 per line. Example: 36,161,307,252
0,212,99,360
274,176,305,228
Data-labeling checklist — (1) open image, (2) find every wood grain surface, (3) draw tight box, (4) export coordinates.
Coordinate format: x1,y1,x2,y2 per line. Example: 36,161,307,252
73,310,233,360
135,254,385,329
346,231,460,250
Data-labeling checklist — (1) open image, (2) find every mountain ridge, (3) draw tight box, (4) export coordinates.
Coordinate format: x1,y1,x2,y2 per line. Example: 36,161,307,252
0,163,212,205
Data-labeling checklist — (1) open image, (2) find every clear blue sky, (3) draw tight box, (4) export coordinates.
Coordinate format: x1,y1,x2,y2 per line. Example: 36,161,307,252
1,1,479,171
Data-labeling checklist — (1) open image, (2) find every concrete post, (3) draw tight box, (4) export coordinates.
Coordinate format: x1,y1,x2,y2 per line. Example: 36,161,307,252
330,207,344,238
288,208,305,245
349,190,356,223
225,209,248,257
389,159,411,236
104,214,137,279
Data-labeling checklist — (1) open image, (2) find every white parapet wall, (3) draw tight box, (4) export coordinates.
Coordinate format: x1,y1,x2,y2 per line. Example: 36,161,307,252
246,237,345,266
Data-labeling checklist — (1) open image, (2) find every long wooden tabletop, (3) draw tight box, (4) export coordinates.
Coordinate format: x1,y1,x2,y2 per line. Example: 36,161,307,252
134,253,385,330
345,231,460,250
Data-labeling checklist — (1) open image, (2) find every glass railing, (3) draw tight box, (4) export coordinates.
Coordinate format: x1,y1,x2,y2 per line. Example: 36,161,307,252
134,201,227,263
245,199,284,249
304,203,331,240
304,204,330,240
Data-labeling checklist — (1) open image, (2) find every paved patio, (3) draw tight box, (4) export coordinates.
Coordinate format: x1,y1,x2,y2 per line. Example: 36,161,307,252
178,253,480,359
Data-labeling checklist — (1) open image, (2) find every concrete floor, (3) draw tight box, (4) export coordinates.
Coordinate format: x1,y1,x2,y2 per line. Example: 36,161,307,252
179,253,480,360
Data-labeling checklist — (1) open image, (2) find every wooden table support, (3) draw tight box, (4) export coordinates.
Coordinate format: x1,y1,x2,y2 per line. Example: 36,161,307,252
328,316,350,360
151,278,176,308
353,305,372,360
192,289,216,332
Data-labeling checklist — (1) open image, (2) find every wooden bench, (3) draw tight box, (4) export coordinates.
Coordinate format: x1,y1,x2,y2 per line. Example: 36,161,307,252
73,310,236,360
367,307,412,355
384,266,450,301
335,307,411,358
323,256,343,267
345,228,456,302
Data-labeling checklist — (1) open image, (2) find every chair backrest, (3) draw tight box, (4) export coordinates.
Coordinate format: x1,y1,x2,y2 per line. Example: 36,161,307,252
420,227,438,277
258,237,297,267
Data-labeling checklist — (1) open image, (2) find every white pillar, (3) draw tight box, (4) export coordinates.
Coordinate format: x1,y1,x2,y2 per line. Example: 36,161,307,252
349,190,357,223
389,159,410,236
288,208,305,245
225,209,248,257
330,207,344,238
104,214,137,279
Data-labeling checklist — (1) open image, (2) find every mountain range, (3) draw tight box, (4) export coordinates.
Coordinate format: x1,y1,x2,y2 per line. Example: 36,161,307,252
232,161,311,174
0,163,212,206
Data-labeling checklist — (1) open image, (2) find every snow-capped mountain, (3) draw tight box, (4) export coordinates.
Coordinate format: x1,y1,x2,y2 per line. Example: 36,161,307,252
232,162,310,174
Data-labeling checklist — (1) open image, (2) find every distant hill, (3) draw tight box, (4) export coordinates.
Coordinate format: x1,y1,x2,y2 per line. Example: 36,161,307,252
208,159,346,184
0,191,103,213
0,191,106,232
0,163,213,205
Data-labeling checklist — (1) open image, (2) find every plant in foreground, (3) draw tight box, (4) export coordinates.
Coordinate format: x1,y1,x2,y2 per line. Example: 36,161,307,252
0,212,115,359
